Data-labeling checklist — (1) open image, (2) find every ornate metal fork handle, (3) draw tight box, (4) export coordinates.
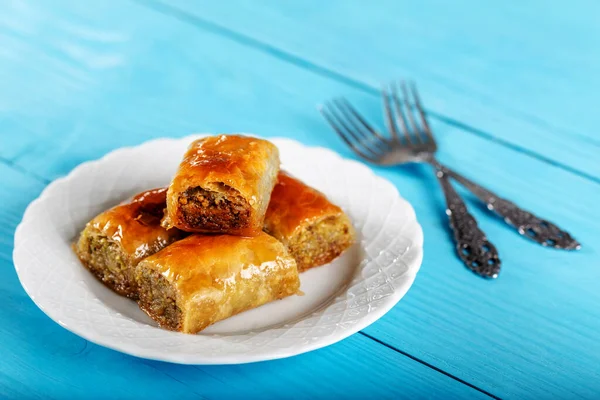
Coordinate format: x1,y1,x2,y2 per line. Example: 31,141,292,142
429,158,580,250
436,170,501,278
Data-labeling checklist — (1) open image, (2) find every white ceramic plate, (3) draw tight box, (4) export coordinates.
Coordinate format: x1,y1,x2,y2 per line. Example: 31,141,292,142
13,135,423,364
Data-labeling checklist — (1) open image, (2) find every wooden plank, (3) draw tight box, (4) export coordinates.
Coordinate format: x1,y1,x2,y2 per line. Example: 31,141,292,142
0,0,599,397
0,165,487,398
153,0,600,180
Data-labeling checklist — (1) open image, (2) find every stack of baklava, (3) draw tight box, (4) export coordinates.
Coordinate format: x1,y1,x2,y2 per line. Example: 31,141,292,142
75,135,355,334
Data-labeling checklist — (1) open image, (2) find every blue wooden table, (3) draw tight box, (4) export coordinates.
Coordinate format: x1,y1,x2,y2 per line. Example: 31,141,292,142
2,1,599,398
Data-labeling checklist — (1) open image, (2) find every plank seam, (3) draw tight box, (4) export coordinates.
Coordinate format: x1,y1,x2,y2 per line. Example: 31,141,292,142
359,332,501,399
135,0,600,186
0,156,50,185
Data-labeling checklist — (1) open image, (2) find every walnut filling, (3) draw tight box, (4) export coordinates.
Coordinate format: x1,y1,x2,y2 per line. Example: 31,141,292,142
81,233,138,299
178,186,250,231
136,269,182,331
287,216,354,272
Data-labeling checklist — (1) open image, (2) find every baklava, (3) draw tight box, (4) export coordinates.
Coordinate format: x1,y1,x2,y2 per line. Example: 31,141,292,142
264,172,355,272
136,232,300,333
163,135,279,236
74,188,185,299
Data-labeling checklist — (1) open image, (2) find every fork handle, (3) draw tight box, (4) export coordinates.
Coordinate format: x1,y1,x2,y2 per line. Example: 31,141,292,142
430,159,580,250
435,170,501,278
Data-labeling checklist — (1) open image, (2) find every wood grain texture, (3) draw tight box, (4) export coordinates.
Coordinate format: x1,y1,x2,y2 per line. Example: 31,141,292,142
0,165,487,399
1,0,599,398
157,0,600,181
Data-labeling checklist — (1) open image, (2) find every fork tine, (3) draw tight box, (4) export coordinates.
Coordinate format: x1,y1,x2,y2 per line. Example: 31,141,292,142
389,82,413,144
319,103,380,162
408,81,436,144
381,85,400,143
333,99,387,153
400,80,426,143
327,101,384,157
336,98,390,150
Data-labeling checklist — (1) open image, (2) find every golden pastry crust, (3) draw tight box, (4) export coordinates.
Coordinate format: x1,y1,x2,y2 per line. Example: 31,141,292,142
163,135,280,236
264,172,355,272
74,188,185,299
135,232,300,334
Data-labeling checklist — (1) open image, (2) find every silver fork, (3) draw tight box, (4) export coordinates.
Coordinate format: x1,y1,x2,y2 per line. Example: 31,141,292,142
319,81,580,278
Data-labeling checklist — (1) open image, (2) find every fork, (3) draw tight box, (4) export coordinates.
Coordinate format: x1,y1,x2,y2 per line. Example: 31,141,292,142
319,81,580,278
